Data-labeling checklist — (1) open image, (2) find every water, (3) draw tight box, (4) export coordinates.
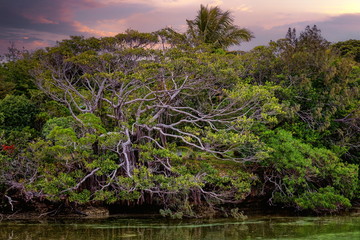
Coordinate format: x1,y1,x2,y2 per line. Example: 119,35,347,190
0,215,359,240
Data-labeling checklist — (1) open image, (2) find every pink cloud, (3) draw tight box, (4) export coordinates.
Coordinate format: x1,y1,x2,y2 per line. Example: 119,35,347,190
21,14,59,24
1,0,359,55
17,0,103,26
56,0,104,21
72,21,117,36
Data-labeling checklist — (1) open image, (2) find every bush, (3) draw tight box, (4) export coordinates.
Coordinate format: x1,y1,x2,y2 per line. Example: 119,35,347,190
0,95,38,130
295,187,351,213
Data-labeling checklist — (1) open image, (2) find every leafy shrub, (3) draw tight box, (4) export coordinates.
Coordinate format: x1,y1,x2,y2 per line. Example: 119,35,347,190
262,129,358,212
0,95,38,130
295,187,351,213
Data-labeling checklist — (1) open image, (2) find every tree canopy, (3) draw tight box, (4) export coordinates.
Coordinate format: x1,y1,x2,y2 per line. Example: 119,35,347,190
0,11,358,217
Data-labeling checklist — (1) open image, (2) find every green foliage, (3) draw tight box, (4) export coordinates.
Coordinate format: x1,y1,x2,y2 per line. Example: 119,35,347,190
295,187,351,213
0,95,38,130
333,39,360,63
0,55,36,98
243,25,359,165
35,99,70,124
0,75,15,99
160,208,184,219
93,190,117,204
69,190,91,204
78,113,107,134
55,36,101,55
3,126,38,149
47,127,77,146
155,27,188,48
115,29,158,48
42,117,76,138
263,129,358,212
230,208,248,220
186,5,253,50
86,154,118,175
32,172,77,200
0,23,358,216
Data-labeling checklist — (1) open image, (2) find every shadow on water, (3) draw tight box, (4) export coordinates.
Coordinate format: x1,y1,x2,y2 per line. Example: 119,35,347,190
0,215,359,240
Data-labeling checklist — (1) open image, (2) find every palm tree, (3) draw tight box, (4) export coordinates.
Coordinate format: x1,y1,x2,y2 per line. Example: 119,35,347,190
187,5,254,50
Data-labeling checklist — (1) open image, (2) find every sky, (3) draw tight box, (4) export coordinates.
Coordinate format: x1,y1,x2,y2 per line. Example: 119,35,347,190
0,0,359,54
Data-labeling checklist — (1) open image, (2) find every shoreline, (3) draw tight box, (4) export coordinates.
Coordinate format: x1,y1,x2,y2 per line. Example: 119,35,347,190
1,205,359,221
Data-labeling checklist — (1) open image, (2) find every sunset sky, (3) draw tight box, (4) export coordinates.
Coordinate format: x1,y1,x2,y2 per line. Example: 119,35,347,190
0,0,359,54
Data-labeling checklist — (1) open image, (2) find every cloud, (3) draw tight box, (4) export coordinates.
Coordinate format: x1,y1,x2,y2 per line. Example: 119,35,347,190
0,27,69,54
0,0,101,35
209,0,224,7
85,2,199,34
72,21,117,36
232,5,253,13
0,0,359,55
74,2,153,24
238,13,360,51
150,0,204,8
269,13,360,42
0,0,153,53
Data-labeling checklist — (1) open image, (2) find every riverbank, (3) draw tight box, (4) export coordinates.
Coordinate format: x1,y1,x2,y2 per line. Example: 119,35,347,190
1,203,359,221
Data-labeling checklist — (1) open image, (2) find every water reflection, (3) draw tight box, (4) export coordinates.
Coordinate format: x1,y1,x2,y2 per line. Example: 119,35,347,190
0,216,359,240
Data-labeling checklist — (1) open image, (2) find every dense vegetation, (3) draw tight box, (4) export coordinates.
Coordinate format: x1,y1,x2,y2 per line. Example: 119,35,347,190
0,6,359,217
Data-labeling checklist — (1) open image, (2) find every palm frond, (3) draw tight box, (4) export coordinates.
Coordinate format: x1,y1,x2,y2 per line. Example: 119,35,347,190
186,4,254,49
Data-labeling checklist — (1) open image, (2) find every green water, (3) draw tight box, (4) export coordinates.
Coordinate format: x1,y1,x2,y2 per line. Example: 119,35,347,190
0,215,359,240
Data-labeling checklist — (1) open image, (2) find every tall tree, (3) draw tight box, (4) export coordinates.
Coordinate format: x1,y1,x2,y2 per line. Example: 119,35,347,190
243,26,360,163
22,32,285,214
186,5,253,50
